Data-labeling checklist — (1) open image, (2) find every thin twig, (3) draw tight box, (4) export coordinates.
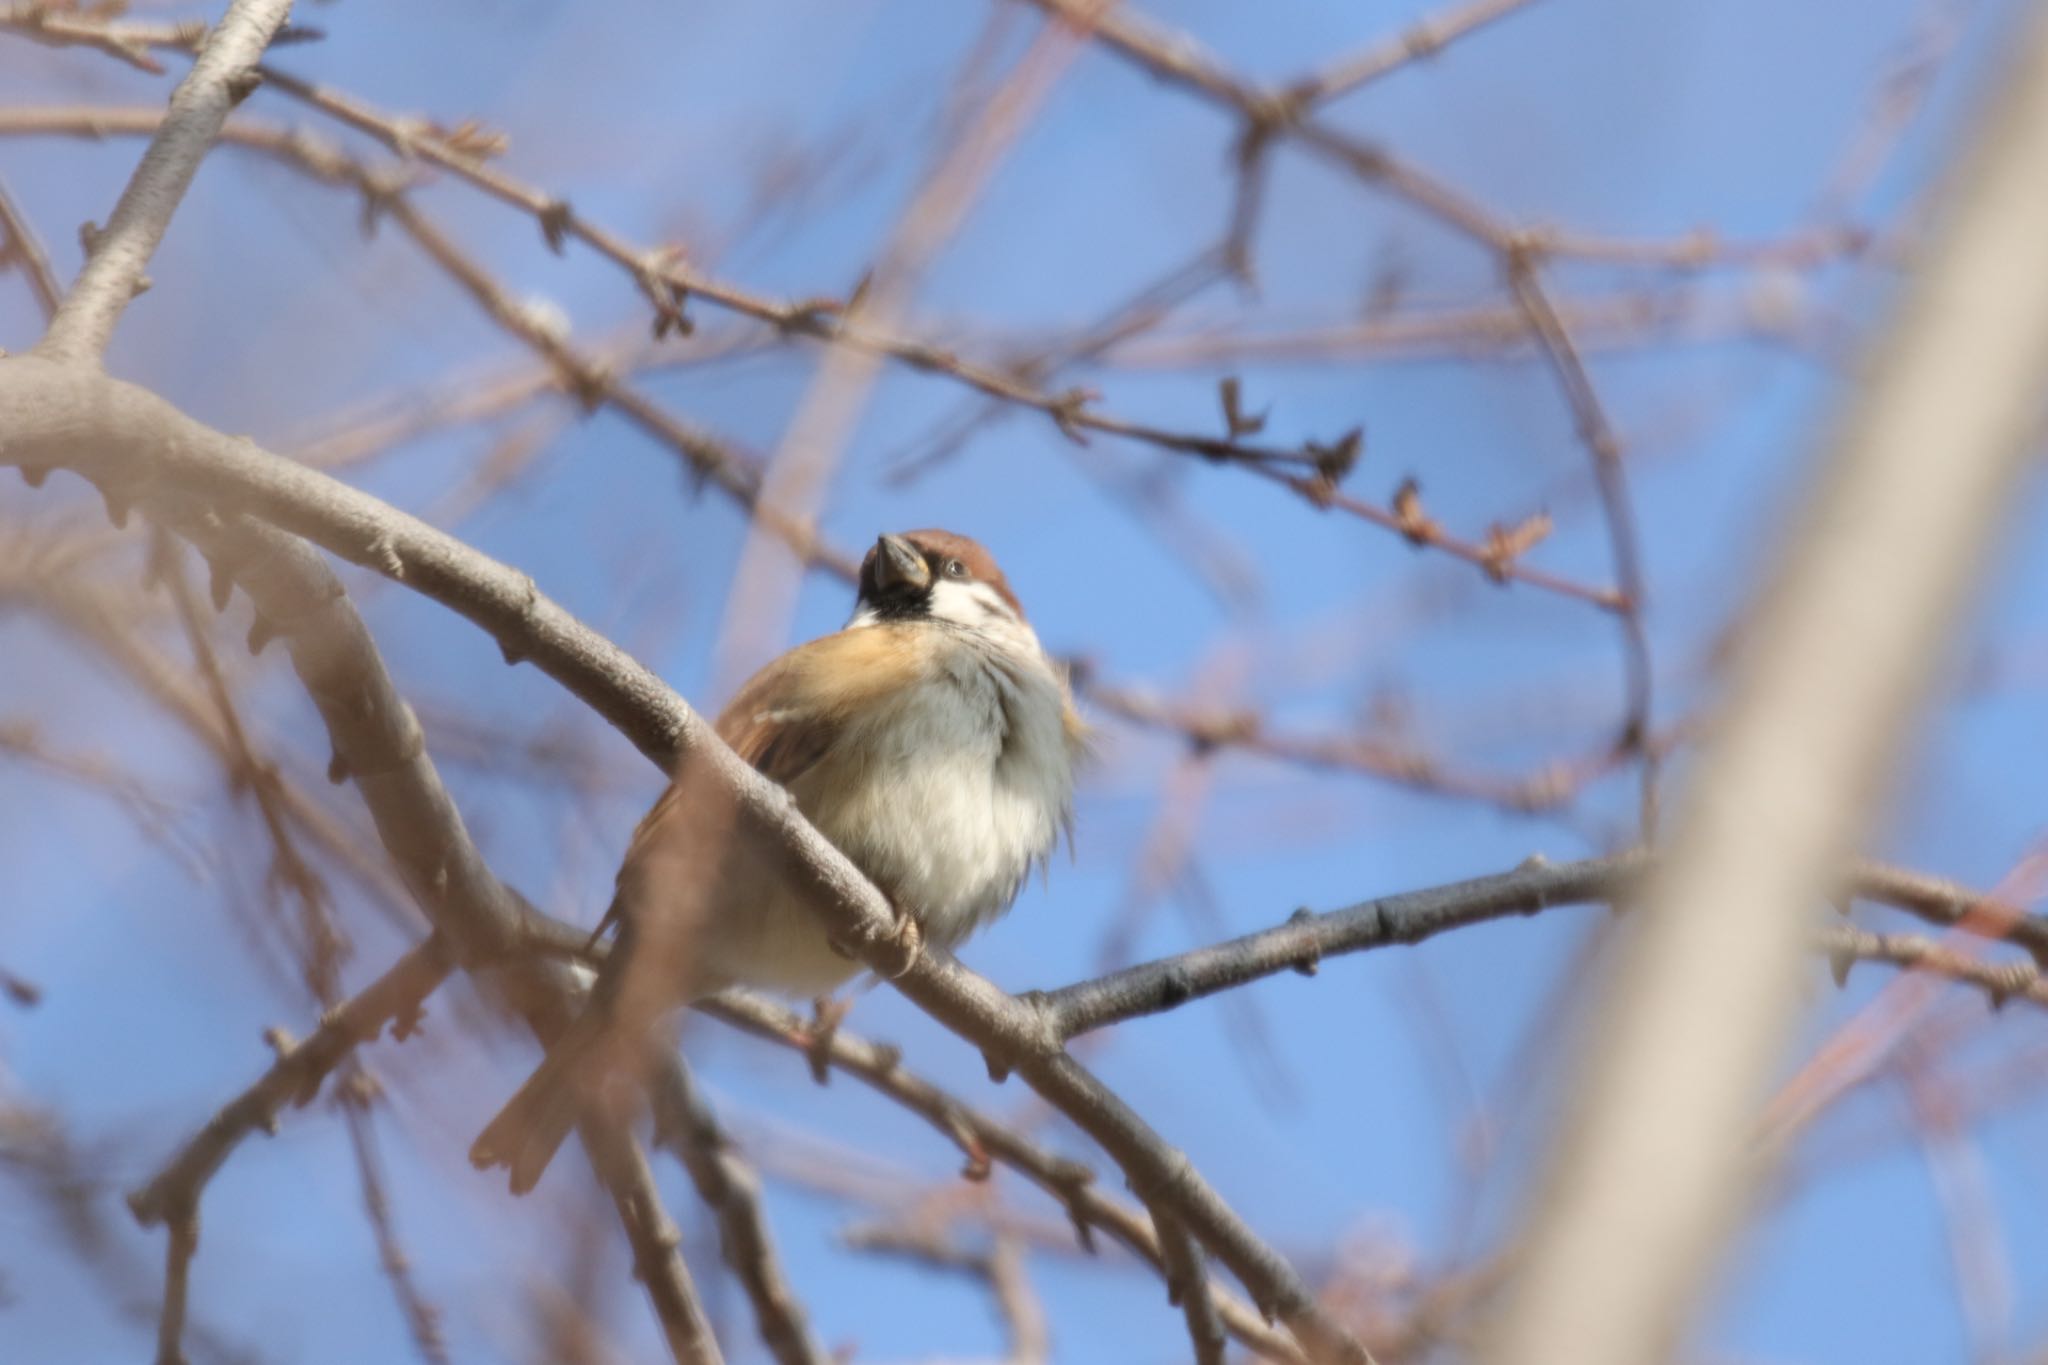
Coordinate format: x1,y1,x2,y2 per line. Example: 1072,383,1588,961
0,103,1628,610
0,173,61,321
338,1086,453,1364
154,528,349,1003
1504,263,1658,825
1816,926,2048,1018
1281,0,1543,109
1146,1204,1229,1365
1078,675,1606,813
0,2,176,73
128,939,454,1229
153,1214,198,1365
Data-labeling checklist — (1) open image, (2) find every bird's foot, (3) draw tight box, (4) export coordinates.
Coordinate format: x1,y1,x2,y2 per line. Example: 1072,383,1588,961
879,910,924,979
804,995,850,1084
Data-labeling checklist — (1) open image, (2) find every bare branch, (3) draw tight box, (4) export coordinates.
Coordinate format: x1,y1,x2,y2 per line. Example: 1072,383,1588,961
33,0,295,362
1815,925,2048,1016
1280,0,1543,109
696,990,1307,1364
1146,1205,1229,1365
0,103,1631,610
717,7,1090,684
1503,265,1657,820
647,1059,828,1365
4,353,1373,1359
1037,854,1632,1042
0,173,61,321
0,2,176,73
337,1090,452,1365
153,1213,198,1365
128,938,453,1229
573,1112,724,1365
1076,675,1601,813
1034,853,2048,1043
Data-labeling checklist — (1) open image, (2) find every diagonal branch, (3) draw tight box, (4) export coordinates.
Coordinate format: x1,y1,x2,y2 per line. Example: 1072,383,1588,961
33,0,294,362
0,173,61,322
647,1058,828,1365
127,938,454,1229
1280,0,1543,109
693,989,1306,1364
1146,1204,1229,1365
0,355,1370,1362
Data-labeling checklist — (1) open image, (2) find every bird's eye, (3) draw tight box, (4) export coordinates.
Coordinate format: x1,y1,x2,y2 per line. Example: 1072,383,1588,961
943,558,967,579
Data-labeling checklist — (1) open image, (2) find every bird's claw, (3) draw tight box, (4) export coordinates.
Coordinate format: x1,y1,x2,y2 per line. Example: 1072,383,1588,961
881,911,924,979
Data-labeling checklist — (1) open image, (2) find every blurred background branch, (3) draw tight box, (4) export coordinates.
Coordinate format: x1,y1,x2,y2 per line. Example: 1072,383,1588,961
5,0,2047,1361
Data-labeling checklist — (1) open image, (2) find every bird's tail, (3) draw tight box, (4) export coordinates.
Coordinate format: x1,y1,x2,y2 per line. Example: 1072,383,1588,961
469,1008,608,1195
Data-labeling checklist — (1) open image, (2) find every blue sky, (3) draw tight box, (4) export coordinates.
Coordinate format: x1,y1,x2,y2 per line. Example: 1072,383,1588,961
6,1,2048,1361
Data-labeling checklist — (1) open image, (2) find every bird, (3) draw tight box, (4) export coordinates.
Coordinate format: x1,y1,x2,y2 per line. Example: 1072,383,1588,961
471,529,1087,1192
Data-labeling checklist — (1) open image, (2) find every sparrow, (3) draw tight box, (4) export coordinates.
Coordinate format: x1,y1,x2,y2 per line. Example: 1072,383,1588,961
471,529,1087,1192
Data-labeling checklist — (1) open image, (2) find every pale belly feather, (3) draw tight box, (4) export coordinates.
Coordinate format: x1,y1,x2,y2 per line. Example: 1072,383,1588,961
703,639,1072,997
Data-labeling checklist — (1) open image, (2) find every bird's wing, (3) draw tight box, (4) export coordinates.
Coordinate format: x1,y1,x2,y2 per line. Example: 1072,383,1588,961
613,625,927,882
717,624,928,782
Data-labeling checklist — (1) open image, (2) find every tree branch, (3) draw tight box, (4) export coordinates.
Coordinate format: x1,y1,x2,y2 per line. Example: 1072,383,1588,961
696,989,1307,1364
0,172,60,322
646,1058,828,1365
33,0,294,362
128,937,453,1230
0,354,1358,1346
1032,852,2048,1043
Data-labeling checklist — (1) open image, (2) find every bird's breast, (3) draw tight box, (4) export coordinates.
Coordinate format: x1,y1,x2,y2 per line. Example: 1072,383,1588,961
794,643,1073,946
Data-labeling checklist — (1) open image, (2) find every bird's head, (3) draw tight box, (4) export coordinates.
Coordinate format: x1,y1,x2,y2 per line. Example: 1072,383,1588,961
853,529,1027,633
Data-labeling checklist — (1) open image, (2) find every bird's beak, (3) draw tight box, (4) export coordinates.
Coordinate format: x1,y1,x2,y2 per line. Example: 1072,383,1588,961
873,534,931,592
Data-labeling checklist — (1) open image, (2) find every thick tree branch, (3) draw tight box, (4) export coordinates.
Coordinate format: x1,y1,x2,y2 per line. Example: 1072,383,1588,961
104,509,725,1362
0,355,1370,1361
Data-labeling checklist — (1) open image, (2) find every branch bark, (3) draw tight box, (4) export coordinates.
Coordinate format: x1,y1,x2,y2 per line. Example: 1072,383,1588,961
0,354,1370,1364
34,0,294,362
127,937,452,1230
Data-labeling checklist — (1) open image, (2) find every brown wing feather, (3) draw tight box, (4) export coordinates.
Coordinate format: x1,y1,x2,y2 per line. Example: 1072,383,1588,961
713,626,928,780
607,626,930,908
